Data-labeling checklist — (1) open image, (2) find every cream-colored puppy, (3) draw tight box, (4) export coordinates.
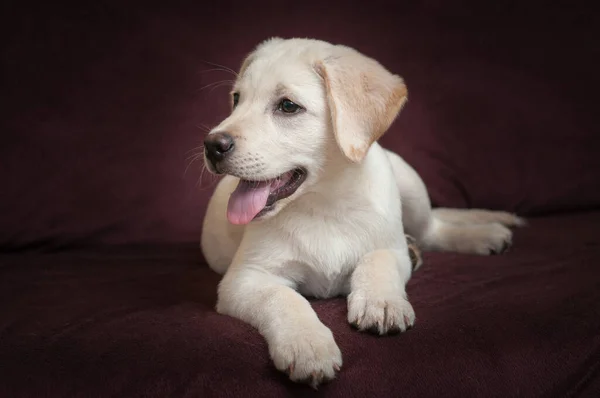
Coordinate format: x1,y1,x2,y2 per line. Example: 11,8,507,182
200,38,524,387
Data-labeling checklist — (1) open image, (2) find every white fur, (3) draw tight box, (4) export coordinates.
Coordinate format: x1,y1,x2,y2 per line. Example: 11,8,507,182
200,38,524,387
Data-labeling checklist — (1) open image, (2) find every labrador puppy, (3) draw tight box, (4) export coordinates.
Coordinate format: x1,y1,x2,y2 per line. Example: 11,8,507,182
200,38,524,387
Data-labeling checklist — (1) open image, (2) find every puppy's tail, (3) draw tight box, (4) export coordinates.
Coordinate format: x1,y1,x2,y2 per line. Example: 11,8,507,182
431,208,526,227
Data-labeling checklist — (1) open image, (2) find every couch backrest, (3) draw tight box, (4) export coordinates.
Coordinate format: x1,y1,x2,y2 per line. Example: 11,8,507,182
2,1,599,250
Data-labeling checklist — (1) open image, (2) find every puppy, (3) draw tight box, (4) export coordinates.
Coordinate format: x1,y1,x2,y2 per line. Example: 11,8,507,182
200,38,524,387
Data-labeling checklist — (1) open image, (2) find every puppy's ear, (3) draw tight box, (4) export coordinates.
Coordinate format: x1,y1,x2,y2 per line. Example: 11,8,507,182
315,47,408,162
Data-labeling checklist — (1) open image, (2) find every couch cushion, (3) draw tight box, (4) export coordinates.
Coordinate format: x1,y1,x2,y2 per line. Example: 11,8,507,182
1,1,599,249
1,213,599,397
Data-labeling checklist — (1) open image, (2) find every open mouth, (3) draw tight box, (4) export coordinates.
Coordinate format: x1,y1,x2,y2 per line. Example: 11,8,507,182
227,168,307,225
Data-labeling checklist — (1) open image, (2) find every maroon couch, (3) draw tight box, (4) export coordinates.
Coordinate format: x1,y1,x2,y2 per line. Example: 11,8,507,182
2,1,600,397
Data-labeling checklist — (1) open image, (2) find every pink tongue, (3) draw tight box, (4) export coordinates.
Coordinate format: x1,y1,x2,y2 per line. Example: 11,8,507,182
227,180,272,225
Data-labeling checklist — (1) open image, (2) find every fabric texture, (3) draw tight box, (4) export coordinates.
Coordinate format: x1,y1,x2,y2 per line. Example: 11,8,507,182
1,213,600,397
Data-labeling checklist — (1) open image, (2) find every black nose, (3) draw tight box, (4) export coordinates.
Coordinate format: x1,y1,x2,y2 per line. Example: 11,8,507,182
204,132,235,166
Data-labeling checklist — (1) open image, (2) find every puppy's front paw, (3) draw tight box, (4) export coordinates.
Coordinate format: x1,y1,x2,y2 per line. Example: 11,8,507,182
269,325,342,388
347,291,415,335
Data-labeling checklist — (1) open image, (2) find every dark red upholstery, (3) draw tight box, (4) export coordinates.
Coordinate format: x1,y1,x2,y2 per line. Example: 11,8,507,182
1,0,599,396
1,214,600,397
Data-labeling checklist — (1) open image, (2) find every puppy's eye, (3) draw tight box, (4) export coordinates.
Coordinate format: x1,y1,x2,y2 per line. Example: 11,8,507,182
278,98,301,114
232,92,240,108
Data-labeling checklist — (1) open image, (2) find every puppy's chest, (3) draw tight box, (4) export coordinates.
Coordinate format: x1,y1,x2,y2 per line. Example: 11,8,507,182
294,234,359,298
286,214,395,298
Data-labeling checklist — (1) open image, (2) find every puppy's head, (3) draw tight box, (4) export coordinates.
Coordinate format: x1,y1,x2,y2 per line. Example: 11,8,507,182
204,38,407,225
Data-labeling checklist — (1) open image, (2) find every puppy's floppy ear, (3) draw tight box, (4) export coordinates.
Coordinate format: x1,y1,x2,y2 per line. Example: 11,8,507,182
315,47,408,162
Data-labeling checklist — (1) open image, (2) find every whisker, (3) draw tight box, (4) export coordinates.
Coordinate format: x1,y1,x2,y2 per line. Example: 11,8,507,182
196,79,235,93
185,145,205,156
196,161,219,190
184,152,204,176
186,151,204,161
182,143,219,190
196,162,207,188
197,68,237,75
199,59,239,77
208,81,235,94
195,123,214,133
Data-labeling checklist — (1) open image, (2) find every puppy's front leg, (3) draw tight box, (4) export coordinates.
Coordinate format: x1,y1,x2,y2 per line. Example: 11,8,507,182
348,249,415,334
217,267,342,387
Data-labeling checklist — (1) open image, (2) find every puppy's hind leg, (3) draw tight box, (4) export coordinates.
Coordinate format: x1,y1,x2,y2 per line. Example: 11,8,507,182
201,176,246,274
384,148,524,256
432,208,526,228
423,209,526,255
421,215,516,256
